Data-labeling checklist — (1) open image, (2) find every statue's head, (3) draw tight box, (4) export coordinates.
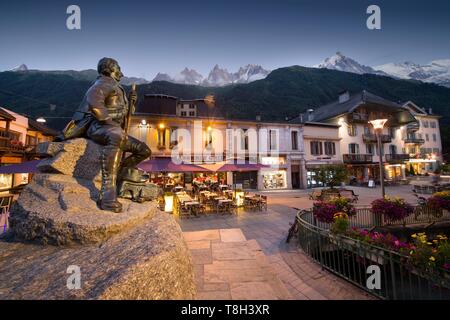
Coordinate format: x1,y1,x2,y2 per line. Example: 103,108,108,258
97,57,123,82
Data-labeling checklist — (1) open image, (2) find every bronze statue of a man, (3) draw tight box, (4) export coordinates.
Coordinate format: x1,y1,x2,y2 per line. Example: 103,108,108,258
59,58,151,212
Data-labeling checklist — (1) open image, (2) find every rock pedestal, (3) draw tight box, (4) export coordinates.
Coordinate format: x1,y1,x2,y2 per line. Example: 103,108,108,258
1,138,196,299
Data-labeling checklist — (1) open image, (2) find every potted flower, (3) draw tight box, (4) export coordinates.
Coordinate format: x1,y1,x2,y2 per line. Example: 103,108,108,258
427,191,450,212
371,197,414,225
330,197,356,217
330,212,349,234
312,201,337,223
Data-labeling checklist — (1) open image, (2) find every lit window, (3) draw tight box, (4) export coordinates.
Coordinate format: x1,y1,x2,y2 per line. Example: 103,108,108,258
348,124,357,136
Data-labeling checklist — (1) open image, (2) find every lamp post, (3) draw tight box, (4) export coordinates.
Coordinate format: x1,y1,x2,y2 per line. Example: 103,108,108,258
369,119,388,198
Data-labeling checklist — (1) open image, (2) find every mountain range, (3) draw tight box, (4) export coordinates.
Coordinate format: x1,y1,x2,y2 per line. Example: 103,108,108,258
152,64,270,86
8,64,270,87
316,52,450,88
2,62,450,158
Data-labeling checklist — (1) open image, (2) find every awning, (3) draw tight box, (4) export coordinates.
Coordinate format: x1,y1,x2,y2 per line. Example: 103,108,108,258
198,161,269,172
138,159,269,173
137,158,206,173
0,159,41,174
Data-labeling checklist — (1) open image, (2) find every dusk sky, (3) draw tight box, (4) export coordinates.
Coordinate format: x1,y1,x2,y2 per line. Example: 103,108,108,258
1,0,450,79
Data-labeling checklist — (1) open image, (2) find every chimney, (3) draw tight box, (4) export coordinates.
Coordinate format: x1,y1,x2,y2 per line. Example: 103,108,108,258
428,108,433,115
338,90,350,103
307,109,314,122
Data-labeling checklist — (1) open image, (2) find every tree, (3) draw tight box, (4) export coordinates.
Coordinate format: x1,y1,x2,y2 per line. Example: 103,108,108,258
314,164,348,189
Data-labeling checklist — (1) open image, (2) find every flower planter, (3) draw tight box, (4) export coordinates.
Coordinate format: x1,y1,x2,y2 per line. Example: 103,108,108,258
329,233,385,264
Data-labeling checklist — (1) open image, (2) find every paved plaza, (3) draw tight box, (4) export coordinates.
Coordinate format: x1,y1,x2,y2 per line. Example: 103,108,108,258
178,184,421,300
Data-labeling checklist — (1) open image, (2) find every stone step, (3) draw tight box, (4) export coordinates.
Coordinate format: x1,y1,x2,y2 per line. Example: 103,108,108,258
183,228,292,300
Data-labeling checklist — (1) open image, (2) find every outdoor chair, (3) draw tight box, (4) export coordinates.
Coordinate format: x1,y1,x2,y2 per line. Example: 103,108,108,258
0,195,13,234
258,195,268,211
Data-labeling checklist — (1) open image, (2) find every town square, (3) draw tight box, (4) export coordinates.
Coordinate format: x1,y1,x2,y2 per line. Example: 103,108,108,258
0,0,449,309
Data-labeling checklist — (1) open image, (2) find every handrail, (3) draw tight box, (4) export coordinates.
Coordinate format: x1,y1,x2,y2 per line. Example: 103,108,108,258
295,209,450,300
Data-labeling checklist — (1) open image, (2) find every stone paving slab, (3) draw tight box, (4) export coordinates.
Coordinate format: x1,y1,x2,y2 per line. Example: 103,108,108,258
179,192,378,300
183,228,292,300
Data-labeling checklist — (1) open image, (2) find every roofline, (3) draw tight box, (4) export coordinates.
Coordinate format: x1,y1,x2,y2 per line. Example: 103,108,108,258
304,121,340,128
133,113,304,126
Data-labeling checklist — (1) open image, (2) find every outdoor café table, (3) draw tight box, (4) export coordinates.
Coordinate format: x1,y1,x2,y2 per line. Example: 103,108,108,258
173,186,184,192
217,199,233,214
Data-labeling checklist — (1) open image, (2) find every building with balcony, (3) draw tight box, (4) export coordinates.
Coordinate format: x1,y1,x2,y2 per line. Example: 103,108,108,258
131,94,344,190
0,107,57,192
292,90,419,184
401,101,443,174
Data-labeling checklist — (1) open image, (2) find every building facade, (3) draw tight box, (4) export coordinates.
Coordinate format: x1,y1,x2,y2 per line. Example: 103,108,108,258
0,107,57,193
131,92,443,190
401,101,443,175
132,94,322,190
292,91,444,186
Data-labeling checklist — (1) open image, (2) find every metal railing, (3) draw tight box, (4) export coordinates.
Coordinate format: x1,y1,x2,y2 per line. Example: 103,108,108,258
297,210,450,300
362,133,392,143
404,137,425,144
385,154,410,163
304,206,450,230
343,154,373,164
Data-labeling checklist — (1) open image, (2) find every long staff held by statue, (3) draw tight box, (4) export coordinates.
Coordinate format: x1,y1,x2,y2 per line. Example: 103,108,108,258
123,83,137,135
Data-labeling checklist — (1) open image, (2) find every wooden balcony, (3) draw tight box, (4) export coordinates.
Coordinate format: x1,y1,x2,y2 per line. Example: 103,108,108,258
348,112,369,123
385,154,409,164
343,154,373,164
362,133,392,143
406,122,420,132
404,137,425,145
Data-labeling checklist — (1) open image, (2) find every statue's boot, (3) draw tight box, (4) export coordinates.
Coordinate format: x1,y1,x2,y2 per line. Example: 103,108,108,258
119,136,152,183
98,146,123,213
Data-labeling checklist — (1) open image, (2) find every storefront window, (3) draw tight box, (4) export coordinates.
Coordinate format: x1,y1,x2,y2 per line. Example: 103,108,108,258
0,174,13,191
262,170,286,189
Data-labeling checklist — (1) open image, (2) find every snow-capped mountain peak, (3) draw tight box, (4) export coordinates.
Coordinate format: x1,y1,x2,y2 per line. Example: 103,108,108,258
374,59,450,86
11,64,28,72
233,64,270,83
204,65,233,86
315,52,450,87
175,67,204,85
316,52,381,75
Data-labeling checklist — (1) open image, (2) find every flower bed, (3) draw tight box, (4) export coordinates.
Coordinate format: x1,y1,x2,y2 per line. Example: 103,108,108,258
371,197,414,222
427,191,450,212
313,197,356,223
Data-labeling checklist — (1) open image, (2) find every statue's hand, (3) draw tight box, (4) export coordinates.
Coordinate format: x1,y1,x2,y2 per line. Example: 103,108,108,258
129,91,137,105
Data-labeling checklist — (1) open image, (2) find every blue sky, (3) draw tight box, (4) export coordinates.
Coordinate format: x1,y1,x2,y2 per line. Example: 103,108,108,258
1,0,449,79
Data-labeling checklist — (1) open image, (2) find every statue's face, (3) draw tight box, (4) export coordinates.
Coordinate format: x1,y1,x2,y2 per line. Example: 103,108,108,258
110,63,124,82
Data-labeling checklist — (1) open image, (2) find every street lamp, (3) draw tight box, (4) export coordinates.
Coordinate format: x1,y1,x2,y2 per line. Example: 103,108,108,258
369,119,388,198
36,117,46,123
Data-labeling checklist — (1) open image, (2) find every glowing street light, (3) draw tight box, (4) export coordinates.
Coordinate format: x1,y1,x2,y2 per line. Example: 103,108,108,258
369,119,388,198
36,117,47,123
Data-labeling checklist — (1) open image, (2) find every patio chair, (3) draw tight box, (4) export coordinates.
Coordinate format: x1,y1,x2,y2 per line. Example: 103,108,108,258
179,204,192,219
259,195,268,211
